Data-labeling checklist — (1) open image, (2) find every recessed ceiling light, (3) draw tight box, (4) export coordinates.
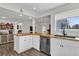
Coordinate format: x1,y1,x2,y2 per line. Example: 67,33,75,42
2,16,6,19
33,7,36,10
19,14,23,16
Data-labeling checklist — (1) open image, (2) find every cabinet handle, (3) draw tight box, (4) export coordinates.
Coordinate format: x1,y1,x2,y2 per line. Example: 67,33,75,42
24,40,26,41
60,45,64,47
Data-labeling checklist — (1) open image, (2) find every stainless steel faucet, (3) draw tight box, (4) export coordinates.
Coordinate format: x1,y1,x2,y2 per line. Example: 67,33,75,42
62,27,67,37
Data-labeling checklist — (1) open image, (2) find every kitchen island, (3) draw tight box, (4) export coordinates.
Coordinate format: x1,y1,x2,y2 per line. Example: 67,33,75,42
14,33,52,53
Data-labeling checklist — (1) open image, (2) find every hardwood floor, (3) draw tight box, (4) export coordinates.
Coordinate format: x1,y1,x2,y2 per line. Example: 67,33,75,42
0,43,48,56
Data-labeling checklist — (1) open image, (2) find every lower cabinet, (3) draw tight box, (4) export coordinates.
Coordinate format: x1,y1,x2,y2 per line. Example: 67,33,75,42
20,36,33,53
14,35,19,52
14,36,32,53
14,36,79,55
62,40,79,56
14,35,40,53
50,38,61,56
51,38,79,56
32,36,40,51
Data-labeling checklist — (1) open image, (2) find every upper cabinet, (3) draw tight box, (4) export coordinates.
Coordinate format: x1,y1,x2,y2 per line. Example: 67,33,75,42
0,23,13,30
21,19,32,33
35,15,51,34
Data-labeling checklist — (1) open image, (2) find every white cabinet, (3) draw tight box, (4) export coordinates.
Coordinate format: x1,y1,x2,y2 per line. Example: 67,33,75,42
51,38,76,56
14,35,40,53
32,35,40,51
60,40,73,56
25,36,32,49
62,40,79,56
50,38,61,56
14,35,32,53
19,36,33,53
19,36,26,53
74,47,79,56
14,35,19,52
51,38,79,56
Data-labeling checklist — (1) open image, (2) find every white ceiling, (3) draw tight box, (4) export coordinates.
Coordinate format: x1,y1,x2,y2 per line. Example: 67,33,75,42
0,3,65,17
0,3,67,23
0,7,31,23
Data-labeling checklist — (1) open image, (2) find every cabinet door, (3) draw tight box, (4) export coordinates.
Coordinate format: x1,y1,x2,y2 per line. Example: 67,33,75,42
51,38,76,56
19,36,26,52
51,38,61,56
33,36,40,51
14,36,19,52
74,47,79,56
20,36,31,51
51,38,79,56
25,36,32,49
62,40,79,56
53,40,68,56
18,36,32,53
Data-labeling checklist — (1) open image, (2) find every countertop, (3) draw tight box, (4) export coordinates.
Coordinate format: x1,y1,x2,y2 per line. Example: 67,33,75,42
53,35,79,42
16,33,53,38
15,33,79,42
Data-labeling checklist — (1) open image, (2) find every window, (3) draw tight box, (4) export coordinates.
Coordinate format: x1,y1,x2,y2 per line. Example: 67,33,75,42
68,16,79,29
56,18,69,29
56,16,79,29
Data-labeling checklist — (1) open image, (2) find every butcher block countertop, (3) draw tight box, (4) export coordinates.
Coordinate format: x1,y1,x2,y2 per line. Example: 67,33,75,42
53,35,79,42
15,33,79,41
16,33,53,38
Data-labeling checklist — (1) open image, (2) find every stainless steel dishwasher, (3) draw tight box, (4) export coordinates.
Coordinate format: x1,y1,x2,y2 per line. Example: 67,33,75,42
40,36,50,56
